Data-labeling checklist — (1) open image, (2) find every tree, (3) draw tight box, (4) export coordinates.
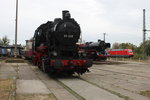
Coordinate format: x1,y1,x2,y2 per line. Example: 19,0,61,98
119,43,137,50
112,42,120,49
134,40,150,56
111,41,150,58
132,40,150,58
0,36,10,46
144,40,150,56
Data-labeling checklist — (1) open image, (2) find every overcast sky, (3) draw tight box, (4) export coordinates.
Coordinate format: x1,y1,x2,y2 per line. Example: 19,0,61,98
0,0,150,46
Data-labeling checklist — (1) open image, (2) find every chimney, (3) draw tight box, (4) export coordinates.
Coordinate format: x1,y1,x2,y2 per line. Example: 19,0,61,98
62,10,69,19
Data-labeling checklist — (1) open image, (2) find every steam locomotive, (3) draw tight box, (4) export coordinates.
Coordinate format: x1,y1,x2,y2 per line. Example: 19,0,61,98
29,10,92,75
79,40,110,61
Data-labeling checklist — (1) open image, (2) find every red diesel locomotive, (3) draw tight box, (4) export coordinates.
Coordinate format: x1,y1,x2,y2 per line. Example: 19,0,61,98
25,11,92,75
107,49,134,58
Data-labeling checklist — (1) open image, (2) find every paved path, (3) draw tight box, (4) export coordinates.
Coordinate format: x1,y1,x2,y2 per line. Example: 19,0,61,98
2,61,149,100
30,65,79,100
59,78,124,100
81,62,150,100
18,64,79,100
0,63,17,79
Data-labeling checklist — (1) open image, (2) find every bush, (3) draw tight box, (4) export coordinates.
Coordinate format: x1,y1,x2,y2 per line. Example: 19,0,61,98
132,53,143,59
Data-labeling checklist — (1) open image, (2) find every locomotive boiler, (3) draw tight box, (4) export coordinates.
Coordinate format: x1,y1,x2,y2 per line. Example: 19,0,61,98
79,40,111,61
32,10,92,75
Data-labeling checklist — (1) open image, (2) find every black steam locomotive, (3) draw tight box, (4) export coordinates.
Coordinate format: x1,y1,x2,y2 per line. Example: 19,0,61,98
31,10,92,75
79,40,110,61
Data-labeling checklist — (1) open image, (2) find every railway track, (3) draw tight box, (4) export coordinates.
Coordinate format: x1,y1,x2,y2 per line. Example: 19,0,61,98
14,63,150,100
79,67,150,100
55,76,125,100
80,63,150,100
29,65,80,100
28,64,125,100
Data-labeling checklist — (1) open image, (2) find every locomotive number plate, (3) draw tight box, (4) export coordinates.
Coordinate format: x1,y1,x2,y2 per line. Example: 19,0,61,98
64,35,74,38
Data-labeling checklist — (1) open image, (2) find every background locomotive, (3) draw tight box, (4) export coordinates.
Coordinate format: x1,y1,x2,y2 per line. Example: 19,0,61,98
79,40,111,61
107,49,134,58
24,39,33,59
28,10,92,75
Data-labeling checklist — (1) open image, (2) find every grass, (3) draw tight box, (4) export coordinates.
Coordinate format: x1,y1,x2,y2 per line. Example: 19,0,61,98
5,59,25,63
0,57,7,62
16,94,57,100
48,93,58,100
0,79,15,100
140,91,150,98
0,57,26,63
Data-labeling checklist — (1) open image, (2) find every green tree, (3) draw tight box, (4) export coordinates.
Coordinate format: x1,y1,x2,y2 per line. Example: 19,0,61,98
134,40,150,56
119,43,137,50
0,36,10,46
134,43,143,54
111,41,150,58
144,40,150,56
132,41,150,58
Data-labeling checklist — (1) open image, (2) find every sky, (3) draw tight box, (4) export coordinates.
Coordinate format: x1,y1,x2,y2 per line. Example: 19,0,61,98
0,0,150,46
